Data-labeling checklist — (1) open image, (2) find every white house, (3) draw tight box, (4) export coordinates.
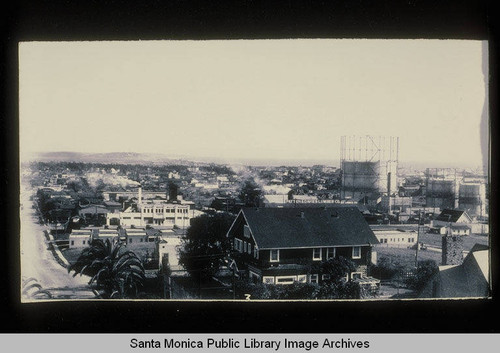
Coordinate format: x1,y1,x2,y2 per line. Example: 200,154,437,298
157,234,183,271
68,229,92,248
431,209,474,235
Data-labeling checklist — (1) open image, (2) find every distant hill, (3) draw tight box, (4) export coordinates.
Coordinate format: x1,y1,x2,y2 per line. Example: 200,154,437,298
26,151,485,173
26,151,339,167
29,151,198,166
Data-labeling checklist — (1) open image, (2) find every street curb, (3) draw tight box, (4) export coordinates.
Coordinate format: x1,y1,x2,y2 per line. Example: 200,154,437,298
43,230,70,268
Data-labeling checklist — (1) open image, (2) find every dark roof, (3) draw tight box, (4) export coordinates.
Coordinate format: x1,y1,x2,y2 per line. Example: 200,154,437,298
241,207,378,249
437,265,471,297
470,243,489,253
437,250,489,298
450,224,471,230
435,209,470,223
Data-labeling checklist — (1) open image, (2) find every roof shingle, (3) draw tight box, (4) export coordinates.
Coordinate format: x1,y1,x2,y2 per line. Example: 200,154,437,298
241,207,379,249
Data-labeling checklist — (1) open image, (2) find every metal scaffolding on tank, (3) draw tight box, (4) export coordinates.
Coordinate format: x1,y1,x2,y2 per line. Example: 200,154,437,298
340,135,399,200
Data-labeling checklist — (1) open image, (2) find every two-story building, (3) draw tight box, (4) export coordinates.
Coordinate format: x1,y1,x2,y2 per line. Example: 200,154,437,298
108,200,192,229
226,207,379,285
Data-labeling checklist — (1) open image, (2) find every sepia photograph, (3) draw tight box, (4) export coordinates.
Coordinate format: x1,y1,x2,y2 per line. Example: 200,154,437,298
18,39,490,302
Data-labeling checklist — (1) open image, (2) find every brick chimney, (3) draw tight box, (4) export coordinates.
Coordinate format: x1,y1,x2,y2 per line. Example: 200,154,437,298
441,226,464,266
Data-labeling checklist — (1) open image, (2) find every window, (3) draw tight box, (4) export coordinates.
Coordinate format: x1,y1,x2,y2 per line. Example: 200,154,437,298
243,225,251,238
82,240,86,245
71,240,74,246
276,276,296,285
129,239,133,243
326,247,335,259
310,274,318,284
352,246,361,259
270,249,279,262
234,238,242,252
253,246,259,259
247,243,252,254
263,277,275,284
243,241,247,253
313,248,322,260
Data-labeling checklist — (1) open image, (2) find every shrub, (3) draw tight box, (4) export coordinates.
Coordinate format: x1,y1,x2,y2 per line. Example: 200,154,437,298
405,260,438,291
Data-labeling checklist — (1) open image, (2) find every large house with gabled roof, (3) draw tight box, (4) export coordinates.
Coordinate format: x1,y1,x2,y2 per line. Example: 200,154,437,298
226,207,379,285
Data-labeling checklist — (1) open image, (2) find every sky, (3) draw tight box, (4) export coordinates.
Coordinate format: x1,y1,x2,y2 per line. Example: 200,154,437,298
19,39,488,169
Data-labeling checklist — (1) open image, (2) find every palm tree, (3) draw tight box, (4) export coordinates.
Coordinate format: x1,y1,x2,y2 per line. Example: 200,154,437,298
22,277,52,300
68,238,145,299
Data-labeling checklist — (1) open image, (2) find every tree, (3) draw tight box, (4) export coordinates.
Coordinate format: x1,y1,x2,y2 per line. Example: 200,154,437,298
321,256,356,282
210,198,225,211
178,213,235,281
405,260,439,292
238,179,262,207
68,238,145,299
370,256,404,280
22,277,52,300
317,256,360,299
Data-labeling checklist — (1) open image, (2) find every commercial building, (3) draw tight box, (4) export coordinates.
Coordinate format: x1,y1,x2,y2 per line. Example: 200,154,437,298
373,229,417,248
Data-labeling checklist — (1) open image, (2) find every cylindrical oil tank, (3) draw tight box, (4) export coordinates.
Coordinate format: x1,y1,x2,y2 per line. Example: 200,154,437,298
458,182,486,216
342,160,398,194
342,161,380,192
426,179,457,197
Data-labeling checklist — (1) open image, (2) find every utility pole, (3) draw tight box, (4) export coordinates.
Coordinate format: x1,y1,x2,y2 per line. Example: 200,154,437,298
232,267,236,300
414,210,422,268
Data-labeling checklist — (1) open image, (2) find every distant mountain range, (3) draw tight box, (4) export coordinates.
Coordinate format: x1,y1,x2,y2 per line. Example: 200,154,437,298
26,151,486,172
28,151,199,166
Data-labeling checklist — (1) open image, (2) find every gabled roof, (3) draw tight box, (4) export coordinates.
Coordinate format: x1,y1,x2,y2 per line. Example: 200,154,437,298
425,245,490,298
240,207,379,250
435,209,471,223
450,224,471,230
470,243,489,253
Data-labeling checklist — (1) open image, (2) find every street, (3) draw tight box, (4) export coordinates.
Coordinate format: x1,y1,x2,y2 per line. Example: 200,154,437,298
20,183,95,300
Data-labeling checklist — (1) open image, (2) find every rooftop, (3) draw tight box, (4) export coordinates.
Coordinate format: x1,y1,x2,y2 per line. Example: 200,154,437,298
241,207,378,250
435,209,471,223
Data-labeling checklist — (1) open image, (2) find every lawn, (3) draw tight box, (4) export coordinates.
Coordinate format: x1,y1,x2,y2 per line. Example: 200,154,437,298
375,246,441,268
417,232,488,251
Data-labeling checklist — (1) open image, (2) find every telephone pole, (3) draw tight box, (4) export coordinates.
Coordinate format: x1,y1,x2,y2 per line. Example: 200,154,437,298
414,210,422,268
